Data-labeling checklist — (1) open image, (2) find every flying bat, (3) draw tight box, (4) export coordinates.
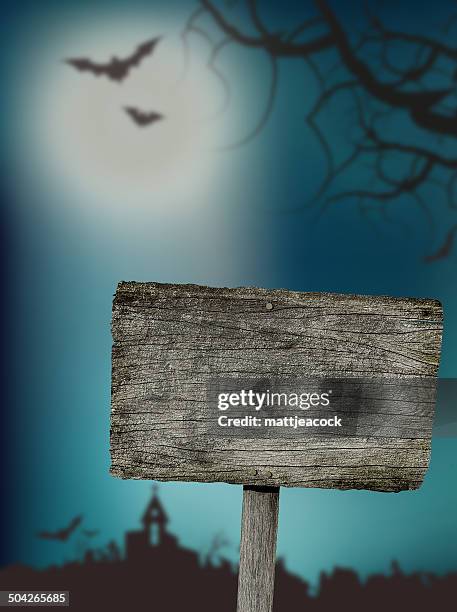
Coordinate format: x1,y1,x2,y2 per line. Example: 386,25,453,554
124,107,164,126
36,515,83,542
82,529,99,538
424,225,457,263
65,37,161,83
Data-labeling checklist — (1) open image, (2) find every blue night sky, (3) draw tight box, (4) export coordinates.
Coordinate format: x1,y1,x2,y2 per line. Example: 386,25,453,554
1,0,456,585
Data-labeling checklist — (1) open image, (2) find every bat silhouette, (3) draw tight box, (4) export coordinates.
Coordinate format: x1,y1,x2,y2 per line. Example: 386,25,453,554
424,225,457,263
124,107,164,126
36,515,83,542
65,37,161,82
82,529,99,538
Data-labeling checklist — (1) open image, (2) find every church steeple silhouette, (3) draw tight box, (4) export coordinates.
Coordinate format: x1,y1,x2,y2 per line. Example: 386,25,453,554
125,483,182,562
141,485,168,546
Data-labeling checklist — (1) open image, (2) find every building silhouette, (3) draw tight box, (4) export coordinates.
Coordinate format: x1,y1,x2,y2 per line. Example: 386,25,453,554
125,485,199,573
0,487,455,611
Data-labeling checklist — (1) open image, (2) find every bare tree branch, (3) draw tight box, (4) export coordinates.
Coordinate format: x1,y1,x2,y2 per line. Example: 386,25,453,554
189,0,457,259
201,0,334,57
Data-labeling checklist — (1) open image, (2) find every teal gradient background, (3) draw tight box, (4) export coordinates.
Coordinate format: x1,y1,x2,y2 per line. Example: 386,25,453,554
1,0,456,586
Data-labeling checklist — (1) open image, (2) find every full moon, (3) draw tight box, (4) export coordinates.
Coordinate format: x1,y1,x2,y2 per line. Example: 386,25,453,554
27,16,232,221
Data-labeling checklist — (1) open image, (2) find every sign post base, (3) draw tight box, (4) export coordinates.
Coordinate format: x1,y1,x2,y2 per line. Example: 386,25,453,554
236,486,280,612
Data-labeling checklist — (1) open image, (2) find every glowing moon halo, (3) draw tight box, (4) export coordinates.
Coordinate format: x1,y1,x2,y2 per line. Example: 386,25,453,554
30,21,231,221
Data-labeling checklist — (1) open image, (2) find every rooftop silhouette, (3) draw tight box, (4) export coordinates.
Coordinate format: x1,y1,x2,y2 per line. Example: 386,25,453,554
0,487,455,611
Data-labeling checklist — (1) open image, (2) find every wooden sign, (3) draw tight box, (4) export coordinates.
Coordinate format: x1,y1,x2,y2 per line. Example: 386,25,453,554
110,282,443,612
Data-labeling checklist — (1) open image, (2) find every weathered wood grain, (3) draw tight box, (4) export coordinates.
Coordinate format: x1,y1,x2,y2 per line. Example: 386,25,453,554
237,486,279,612
110,282,443,492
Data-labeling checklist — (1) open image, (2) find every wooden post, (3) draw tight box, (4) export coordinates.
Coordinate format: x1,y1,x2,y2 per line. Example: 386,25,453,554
110,282,443,609
237,486,280,612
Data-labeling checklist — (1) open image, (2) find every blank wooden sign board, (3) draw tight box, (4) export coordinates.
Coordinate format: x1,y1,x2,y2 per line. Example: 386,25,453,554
110,282,443,612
